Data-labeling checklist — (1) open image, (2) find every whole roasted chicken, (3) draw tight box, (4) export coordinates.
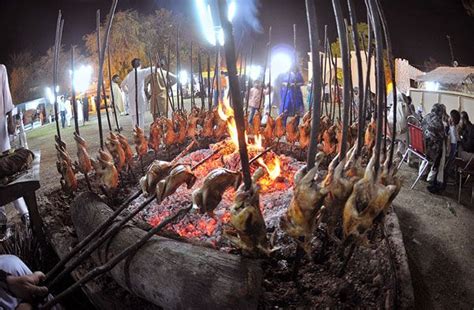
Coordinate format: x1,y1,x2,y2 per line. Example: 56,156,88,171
343,154,399,245
280,153,327,254
55,142,78,193
364,118,376,151
299,119,311,150
186,109,200,138
73,132,92,174
117,134,134,171
91,150,119,190
176,113,188,144
133,125,148,158
214,118,228,139
192,168,242,216
252,110,261,136
274,113,286,142
263,114,275,146
106,132,126,172
149,119,163,152
286,116,300,148
140,160,175,196
162,118,178,147
224,168,273,256
156,165,197,203
202,111,214,138
322,124,337,155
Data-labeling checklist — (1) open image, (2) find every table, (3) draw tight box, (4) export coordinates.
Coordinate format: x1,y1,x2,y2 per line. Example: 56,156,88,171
0,151,44,242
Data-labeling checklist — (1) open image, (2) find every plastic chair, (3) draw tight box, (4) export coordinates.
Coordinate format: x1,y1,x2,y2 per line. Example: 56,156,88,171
457,155,474,204
398,121,432,189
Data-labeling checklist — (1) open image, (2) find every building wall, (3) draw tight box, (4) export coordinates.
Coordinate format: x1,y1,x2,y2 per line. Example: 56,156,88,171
409,88,474,117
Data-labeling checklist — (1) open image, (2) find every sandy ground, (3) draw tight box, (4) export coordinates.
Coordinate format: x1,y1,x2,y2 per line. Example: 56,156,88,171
5,107,474,308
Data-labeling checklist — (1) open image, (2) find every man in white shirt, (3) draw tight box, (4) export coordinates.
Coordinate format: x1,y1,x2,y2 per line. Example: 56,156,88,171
111,75,125,115
120,58,153,128
144,63,177,119
57,96,67,128
0,64,29,227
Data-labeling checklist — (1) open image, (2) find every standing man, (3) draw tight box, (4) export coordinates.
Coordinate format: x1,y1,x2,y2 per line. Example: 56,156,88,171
82,96,90,123
121,58,152,128
111,75,125,115
279,65,304,125
0,64,29,228
58,95,67,128
145,63,177,119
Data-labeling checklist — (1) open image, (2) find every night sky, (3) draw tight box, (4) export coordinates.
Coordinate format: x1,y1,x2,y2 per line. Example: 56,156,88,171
0,0,473,68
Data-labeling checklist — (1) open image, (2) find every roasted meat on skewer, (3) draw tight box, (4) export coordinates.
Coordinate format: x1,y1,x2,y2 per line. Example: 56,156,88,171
322,124,337,155
91,150,119,190
117,134,134,170
225,168,273,256
149,119,163,152
73,132,92,174
263,114,275,146
192,168,242,216
214,118,228,139
343,154,399,245
299,119,311,150
187,109,200,138
162,118,179,147
133,125,148,158
176,113,188,145
252,110,261,136
275,113,286,142
140,160,176,196
364,118,376,151
55,143,78,193
202,111,214,138
286,116,300,148
320,153,358,241
106,132,126,172
156,165,197,203
280,153,327,253
319,115,332,142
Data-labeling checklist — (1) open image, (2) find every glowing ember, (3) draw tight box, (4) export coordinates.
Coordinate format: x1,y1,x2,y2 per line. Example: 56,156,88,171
142,147,301,248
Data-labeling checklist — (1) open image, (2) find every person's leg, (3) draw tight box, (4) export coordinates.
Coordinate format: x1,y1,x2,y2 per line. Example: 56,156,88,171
0,255,32,309
248,107,256,124
13,198,29,225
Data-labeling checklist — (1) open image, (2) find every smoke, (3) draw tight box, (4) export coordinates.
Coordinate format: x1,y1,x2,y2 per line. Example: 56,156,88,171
234,0,262,33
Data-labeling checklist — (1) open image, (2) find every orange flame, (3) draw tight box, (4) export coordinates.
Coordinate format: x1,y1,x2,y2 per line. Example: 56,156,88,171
257,157,281,180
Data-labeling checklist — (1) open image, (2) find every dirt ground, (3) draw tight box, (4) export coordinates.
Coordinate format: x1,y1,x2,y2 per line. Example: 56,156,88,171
5,109,474,308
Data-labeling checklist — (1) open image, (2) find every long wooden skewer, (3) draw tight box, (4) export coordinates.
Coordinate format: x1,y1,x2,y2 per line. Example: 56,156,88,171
305,0,323,170
41,203,193,309
53,12,63,143
217,0,252,190
332,0,351,161
347,0,365,156
107,46,121,132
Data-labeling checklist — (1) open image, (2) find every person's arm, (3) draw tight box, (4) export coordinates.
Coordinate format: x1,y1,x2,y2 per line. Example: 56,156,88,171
0,270,48,302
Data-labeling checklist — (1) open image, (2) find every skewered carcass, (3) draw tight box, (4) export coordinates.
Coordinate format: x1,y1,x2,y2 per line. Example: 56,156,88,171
299,118,311,150
73,132,92,175
202,111,214,138
321,124,338,155
224,168,273,256
106,132,126,172
252,110,261,136
274,113,286,143
117,134,134,172
156,165,197,203
192,168,242,216
214,118,228,139
162,118,179,147
176,113,188,145
319,152,359,241
91,150,119,190
286,116,300,149
149,119,163,153
186,109,200,138
55,143,78,193
342,154,399,245
263,114,275,146
133,125,148,158
140,160,176,196
364,118,376,152
280,153,327,254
